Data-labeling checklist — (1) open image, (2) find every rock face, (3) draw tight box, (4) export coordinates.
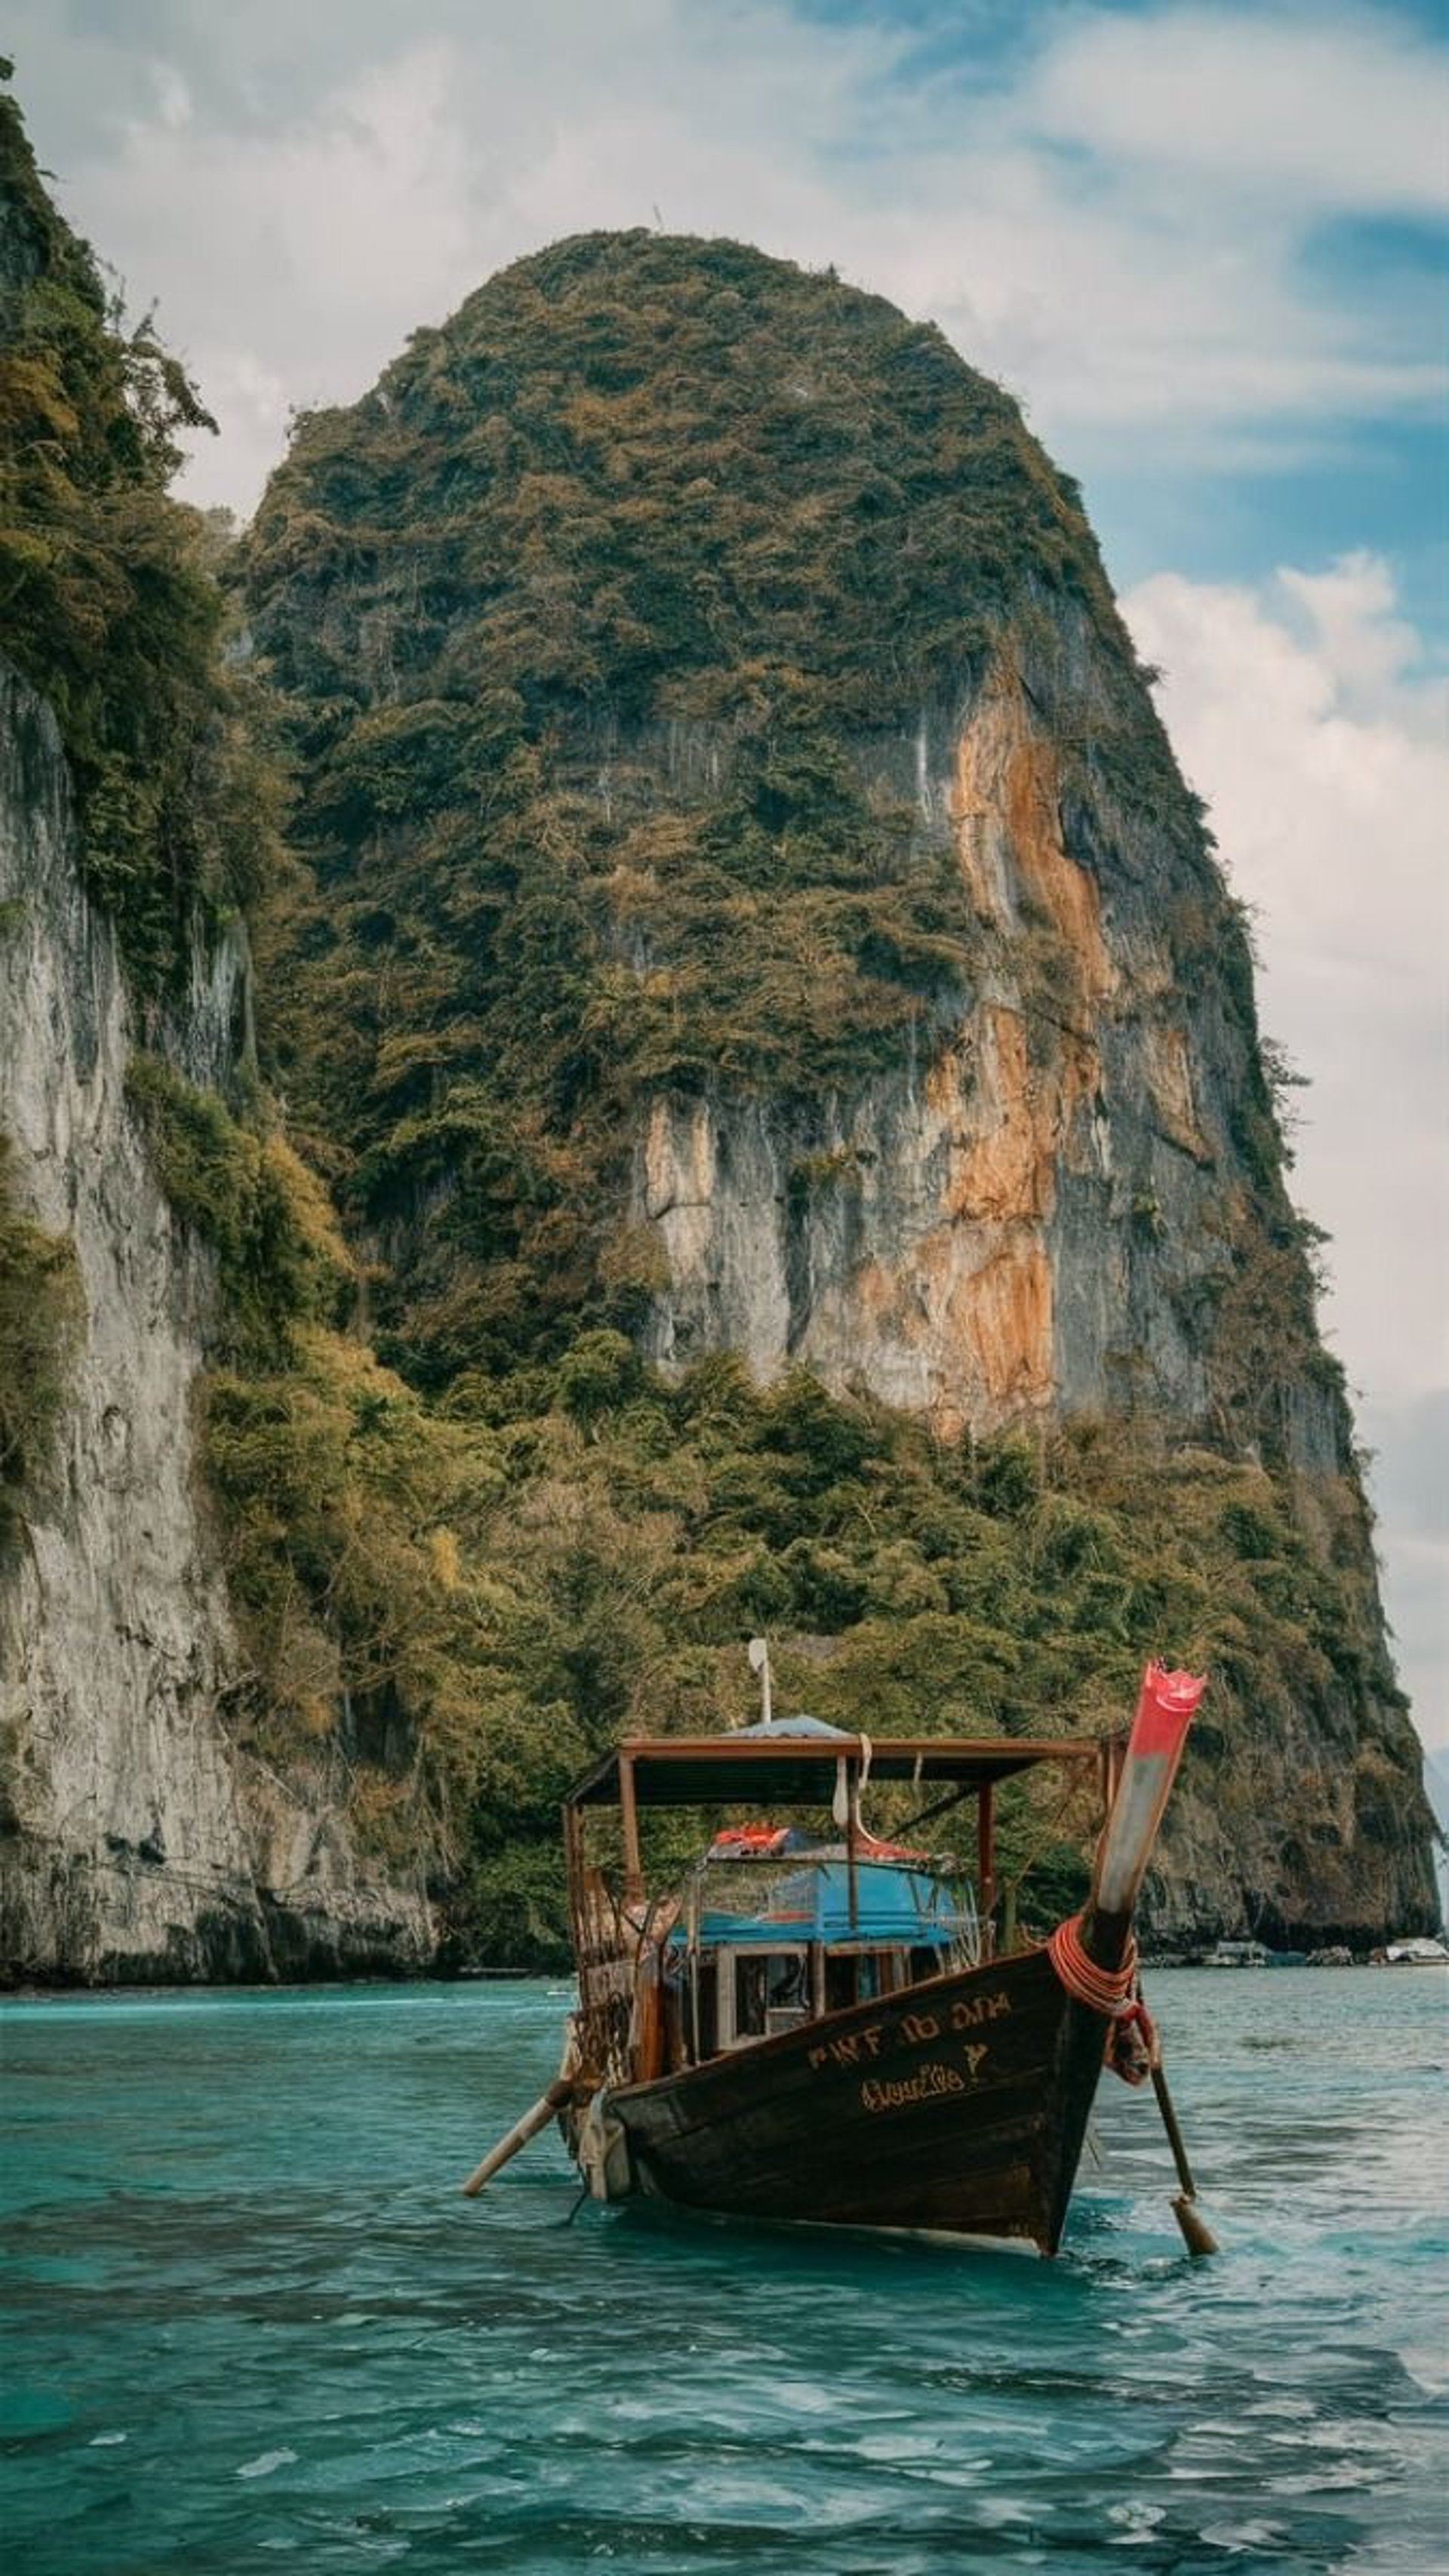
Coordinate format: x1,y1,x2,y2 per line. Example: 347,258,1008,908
0,660,433,1981
243,232,1338,1485
3,195,1429,1965
239,231,1436,1949
635,641,1250,1449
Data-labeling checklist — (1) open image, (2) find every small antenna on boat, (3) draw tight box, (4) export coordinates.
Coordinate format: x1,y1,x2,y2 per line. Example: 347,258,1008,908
747,1636,773,1728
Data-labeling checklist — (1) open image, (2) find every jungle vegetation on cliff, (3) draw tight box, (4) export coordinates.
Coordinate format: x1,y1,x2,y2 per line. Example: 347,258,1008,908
0,1139,81,1565
2,75,1434,1963
244,230,1226,1383
0,65,271,987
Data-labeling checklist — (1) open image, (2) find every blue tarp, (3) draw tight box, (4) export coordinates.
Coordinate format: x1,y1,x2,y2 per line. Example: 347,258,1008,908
677,1860,972,1949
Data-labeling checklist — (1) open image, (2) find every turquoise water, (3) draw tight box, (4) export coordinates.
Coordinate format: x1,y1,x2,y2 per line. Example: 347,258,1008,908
1,1972,1444,2574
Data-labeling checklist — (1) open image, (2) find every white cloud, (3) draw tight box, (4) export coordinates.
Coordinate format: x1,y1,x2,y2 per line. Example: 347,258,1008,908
149,62,192,133
1361,1386,1449,1757
1026,5,1449,213
7,1,1445,514
1123,556,1449,1740
79,40,481,511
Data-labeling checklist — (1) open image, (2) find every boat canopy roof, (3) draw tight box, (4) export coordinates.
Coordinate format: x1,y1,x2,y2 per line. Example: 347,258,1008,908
565,1728,1100,1812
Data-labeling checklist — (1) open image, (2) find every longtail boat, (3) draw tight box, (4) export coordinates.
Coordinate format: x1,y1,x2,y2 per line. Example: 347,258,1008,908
462,1661,1213,2256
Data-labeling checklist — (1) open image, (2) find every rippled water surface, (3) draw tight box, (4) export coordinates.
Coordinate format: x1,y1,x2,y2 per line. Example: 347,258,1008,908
2,1971,1444,2572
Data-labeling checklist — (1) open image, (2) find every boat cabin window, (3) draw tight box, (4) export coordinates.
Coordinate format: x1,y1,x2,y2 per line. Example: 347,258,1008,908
675,1856,976,2063
822,1947,914,2011
721,1949,809,2046
694,1958,718,2060
687,1931,961,2061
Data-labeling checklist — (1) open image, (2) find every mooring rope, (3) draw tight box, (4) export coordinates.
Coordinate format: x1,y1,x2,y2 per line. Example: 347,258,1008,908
1046,1911,1139,2015
1045,1913,1160,2087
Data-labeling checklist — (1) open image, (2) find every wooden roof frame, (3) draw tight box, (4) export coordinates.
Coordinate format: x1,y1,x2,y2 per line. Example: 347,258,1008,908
565,1733,1104,1814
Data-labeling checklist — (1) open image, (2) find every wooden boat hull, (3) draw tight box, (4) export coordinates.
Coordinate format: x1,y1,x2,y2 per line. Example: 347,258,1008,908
574,1944,1112,2256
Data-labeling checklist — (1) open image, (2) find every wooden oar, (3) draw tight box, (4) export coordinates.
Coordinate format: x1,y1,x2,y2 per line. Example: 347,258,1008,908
1149,2058,1220,2257
460,2076,577,2197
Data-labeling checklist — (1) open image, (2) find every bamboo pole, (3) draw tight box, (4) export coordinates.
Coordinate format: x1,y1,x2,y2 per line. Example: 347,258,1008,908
619,1754,643,1903
460,2077,577,2197
1150,2060,1220,2257
977,1783,995,1956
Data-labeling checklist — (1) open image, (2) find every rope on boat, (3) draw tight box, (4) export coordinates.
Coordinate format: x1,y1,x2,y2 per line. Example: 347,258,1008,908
1045,1913,1159,2087
1046,1912,1139,2014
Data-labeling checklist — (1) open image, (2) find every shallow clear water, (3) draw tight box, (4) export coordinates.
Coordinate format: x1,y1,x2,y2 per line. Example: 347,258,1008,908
1,1970,1444,2574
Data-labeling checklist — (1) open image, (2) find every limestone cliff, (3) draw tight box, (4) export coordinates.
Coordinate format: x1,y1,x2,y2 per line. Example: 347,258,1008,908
239,231,1436,1949
0,658,433,1982
0,69,445,1982
244,233,1322,1477
634,642,1265,1453
0,139,1435,1963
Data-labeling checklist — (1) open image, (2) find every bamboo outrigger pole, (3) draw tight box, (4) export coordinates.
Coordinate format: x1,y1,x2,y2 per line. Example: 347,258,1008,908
460,2076,577,2197
1150,2057,1220,2257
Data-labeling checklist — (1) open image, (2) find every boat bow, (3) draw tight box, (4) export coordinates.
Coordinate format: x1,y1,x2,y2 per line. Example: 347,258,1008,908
1080,1661,1205,1973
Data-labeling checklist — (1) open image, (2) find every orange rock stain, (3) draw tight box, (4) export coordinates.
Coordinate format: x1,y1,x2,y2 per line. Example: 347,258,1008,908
947,668,1115,1013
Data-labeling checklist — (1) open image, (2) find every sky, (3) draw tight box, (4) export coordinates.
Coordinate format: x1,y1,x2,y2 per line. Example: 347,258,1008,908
8,0,1446,1750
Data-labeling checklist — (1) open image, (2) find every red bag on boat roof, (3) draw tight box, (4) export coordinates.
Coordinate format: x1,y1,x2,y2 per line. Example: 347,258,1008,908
707,1823,791,1859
